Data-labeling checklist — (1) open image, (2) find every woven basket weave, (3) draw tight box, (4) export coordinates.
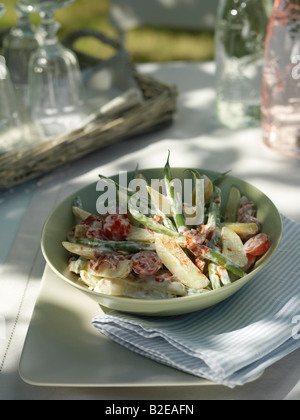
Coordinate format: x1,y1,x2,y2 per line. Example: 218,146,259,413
0,30,178,191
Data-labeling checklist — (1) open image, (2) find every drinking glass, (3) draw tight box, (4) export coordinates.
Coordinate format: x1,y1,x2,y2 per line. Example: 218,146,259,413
3,1,43,111
18,0,87,139
0,3,24,154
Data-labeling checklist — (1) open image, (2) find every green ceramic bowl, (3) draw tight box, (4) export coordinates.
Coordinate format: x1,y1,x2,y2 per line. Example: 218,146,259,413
41,168,283,316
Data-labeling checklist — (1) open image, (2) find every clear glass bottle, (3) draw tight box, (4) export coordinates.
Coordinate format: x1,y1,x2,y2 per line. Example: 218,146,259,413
3,2,43,110
215,0,272,129
262,0,300,158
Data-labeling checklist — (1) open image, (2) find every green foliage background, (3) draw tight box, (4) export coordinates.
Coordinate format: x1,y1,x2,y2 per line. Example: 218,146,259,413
0,0,214,63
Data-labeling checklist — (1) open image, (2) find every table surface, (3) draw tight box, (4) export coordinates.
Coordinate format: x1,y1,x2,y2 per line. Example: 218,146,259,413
1,61,300,400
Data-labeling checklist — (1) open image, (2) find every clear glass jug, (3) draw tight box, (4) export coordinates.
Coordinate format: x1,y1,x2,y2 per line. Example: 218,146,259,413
215,0,272,129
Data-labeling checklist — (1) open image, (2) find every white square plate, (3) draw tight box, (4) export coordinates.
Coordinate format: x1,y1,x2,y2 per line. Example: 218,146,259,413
19,265,217,387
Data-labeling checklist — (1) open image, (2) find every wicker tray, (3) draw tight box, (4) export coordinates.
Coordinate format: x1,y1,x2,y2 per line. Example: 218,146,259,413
0,30,178,192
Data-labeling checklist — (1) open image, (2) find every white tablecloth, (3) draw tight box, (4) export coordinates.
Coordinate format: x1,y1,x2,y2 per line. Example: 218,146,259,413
0,61,300,400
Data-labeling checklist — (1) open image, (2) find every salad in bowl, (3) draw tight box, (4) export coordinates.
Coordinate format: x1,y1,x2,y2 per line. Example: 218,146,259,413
42,154,282,315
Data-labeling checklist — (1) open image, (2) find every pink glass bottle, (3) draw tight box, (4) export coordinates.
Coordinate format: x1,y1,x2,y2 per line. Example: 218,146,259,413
262,0,300,158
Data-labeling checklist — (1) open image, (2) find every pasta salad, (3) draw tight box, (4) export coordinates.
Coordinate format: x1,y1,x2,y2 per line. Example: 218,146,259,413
63,156,270,300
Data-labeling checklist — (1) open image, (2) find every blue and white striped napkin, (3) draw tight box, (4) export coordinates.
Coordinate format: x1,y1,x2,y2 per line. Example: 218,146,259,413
92,215,300,388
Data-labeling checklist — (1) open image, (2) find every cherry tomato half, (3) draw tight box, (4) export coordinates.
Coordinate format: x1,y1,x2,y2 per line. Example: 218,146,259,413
102,214,131,241
243,233,270,256
131,251,162,276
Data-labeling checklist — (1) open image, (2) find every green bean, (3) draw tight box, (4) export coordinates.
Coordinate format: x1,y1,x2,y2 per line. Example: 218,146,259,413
200,246,245,278
205,186,232,286
206,186,223,251
98,173,135,200
211,169,232,185
207,186,222,229
128,196,183,239
188,169,205,226
164,151,186,231
150,197,177,232
77,238,156,253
